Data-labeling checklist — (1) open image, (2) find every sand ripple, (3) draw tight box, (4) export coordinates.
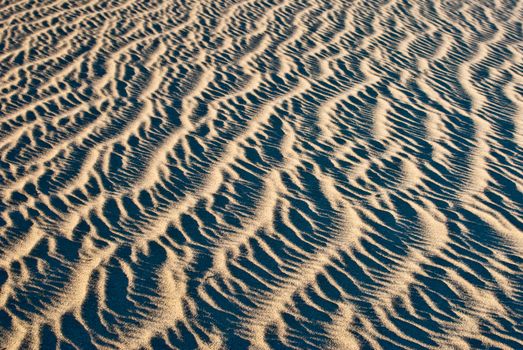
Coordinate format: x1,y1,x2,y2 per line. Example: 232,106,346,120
0,0,522,348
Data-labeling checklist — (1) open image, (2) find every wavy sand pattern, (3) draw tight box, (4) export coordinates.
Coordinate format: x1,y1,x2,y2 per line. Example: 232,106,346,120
0,0,522,348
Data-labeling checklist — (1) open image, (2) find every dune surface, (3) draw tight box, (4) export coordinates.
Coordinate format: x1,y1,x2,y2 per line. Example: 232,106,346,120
0,0,522,348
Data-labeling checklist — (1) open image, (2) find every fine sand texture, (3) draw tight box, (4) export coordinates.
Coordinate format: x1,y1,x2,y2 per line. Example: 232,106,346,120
0,0,522,349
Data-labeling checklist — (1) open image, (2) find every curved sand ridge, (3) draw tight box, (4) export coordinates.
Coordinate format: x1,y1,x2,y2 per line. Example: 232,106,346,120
0,0,522,348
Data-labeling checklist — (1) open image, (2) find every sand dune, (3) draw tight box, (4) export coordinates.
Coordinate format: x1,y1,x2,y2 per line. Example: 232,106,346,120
0,0,522,349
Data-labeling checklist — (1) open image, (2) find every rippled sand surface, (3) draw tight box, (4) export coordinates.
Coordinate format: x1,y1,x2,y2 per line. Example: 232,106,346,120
0,0,522,348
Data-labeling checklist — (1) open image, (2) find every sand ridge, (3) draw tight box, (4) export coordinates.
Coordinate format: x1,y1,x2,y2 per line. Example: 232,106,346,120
0,0,522,349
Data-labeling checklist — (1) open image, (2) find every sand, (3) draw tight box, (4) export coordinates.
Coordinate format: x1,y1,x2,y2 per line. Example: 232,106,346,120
0,0,522,349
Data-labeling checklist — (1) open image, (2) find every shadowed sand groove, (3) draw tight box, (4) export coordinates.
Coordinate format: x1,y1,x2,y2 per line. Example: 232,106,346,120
0,0,522,348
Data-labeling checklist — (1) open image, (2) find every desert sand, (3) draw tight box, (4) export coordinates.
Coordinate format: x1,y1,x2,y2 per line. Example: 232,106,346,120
0,0,522,349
